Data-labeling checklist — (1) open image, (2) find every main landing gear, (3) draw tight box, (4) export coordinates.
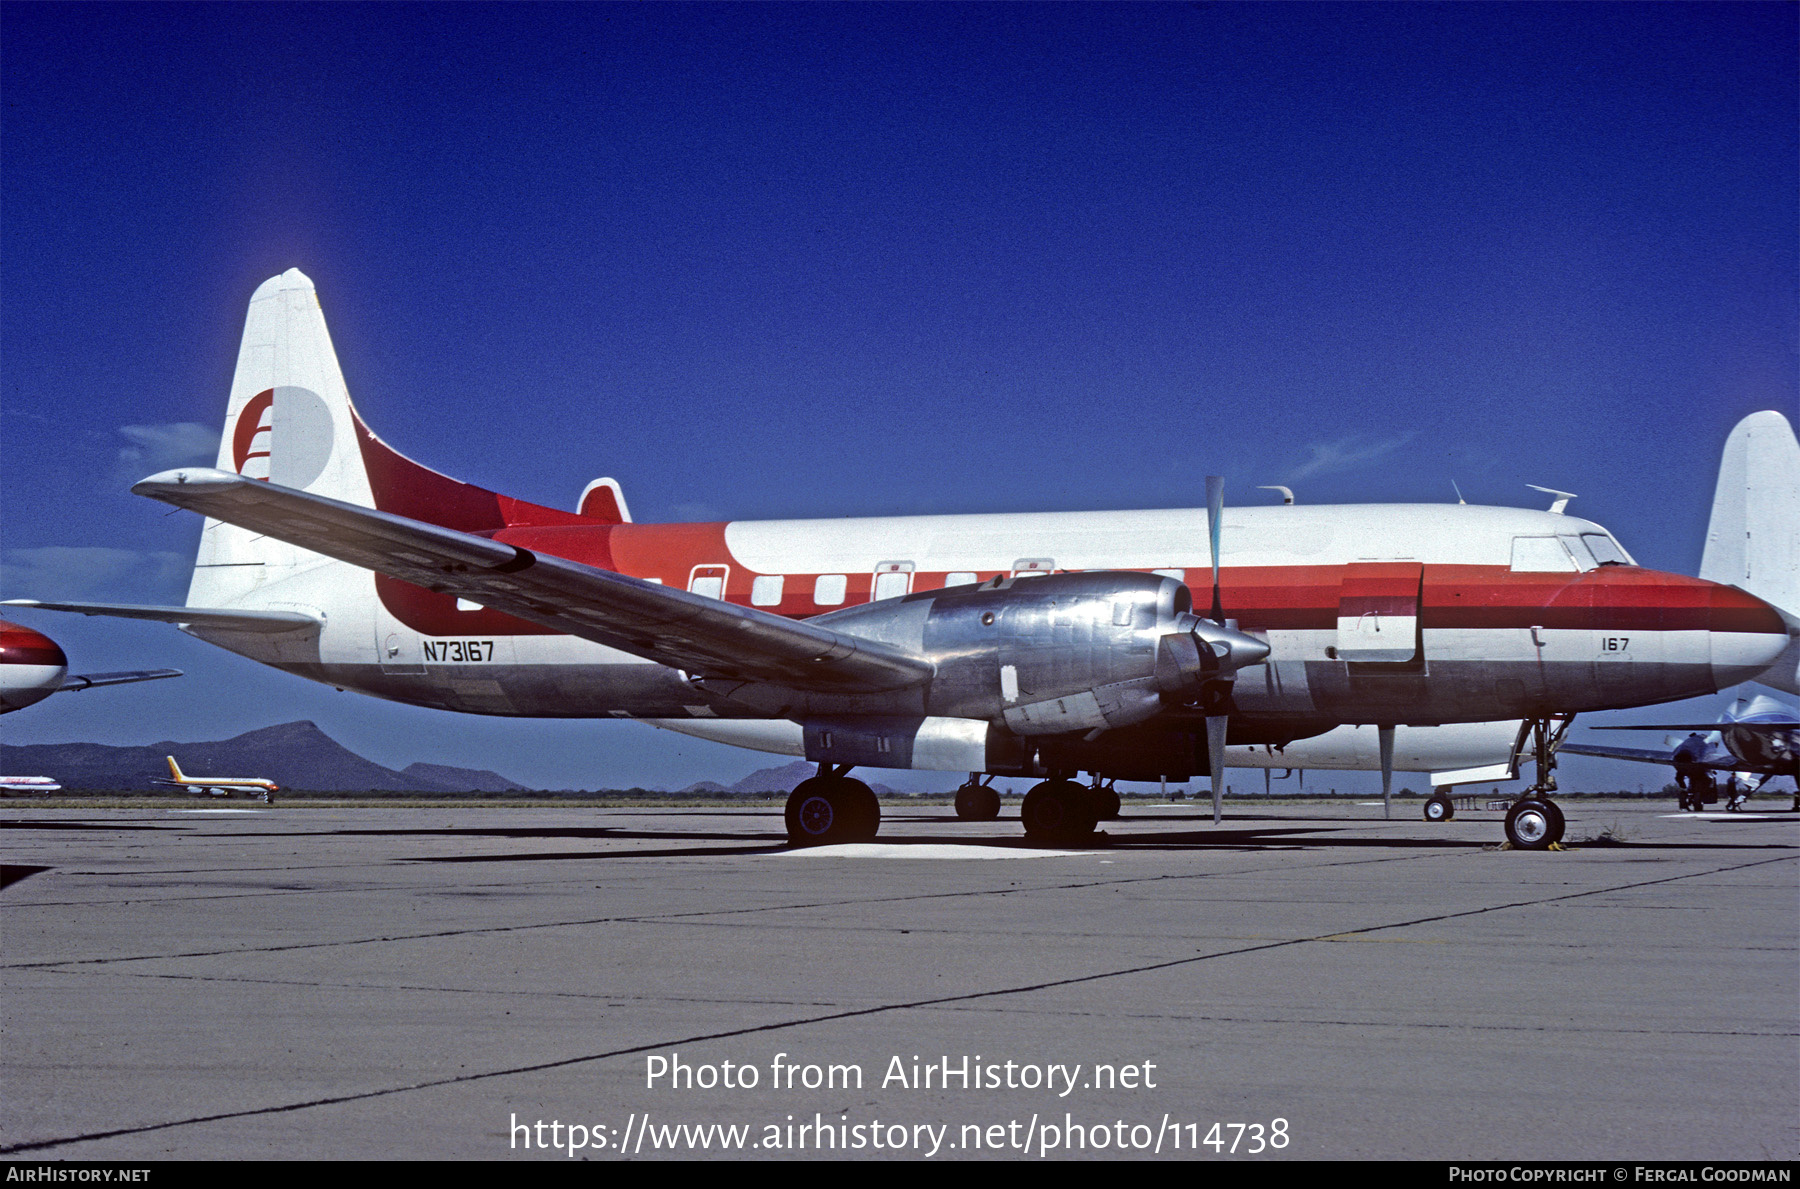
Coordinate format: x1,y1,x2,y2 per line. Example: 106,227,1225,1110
1020,777,1099,846
953,774,1001,821
784,764,880,847
1502,716,1573,850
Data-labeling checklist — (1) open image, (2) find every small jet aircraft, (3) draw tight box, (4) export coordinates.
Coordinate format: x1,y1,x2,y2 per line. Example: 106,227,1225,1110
8,271,1796,850
0,619,180,714
155,756,278,802
1562,693,1799,812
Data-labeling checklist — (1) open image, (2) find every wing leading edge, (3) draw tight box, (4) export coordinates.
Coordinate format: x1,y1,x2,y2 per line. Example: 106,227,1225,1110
129,468,934,694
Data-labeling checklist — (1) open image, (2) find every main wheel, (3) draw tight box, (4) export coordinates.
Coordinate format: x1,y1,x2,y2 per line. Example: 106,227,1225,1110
785,777,853,846
1504,797,1557,850
844,778,881,841
955,783,1001,821
1422,793,1454,822
1087,785,1122,820
1021,780,1098,845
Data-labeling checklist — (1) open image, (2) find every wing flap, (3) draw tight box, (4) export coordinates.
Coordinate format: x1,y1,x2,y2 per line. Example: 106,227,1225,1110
130,468,932,693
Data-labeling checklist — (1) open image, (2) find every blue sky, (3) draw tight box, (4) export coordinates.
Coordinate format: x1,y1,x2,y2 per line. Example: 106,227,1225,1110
3,3,1795,791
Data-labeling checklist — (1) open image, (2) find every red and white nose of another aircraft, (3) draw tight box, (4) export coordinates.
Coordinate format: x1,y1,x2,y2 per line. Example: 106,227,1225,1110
0,620,69,714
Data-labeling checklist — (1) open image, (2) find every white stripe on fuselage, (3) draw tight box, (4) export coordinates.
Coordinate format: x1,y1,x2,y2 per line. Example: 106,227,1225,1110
723,504,1612,573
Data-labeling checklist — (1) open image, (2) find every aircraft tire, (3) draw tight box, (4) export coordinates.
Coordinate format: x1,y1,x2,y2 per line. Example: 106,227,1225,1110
845,779,880,841
1543,798,1565,845
1422,793,1454,823
785,777,851,847
1021,780,1097,845
1504,798,1557,850
1087,786,1122,820
954,784,1001,821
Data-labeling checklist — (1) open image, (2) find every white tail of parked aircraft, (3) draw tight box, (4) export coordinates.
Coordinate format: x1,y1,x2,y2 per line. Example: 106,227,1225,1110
6,270,1796,851
1700,410,1800,696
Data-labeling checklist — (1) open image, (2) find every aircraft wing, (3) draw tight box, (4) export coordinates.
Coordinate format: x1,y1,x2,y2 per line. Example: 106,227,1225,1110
1559,742,1680,766
3,600,320,634
129,468,934,694
60,669,183,691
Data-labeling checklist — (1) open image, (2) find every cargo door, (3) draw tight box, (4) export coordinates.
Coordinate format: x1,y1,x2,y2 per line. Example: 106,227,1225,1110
1337,562,1423,663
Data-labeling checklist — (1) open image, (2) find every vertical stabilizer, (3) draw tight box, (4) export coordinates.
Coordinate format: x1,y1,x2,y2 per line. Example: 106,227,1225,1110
188,270,375,607
1702,410,1800,694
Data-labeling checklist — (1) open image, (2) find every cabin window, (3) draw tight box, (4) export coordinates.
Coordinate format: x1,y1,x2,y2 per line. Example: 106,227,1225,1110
751,575,785,606
946,572,978,588
873,571,911,601
688,565,729,600
814,574,847,605
1509,537,1576,573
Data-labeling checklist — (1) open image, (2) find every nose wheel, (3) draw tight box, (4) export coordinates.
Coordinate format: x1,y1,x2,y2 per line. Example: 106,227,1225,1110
1502,716,1574,850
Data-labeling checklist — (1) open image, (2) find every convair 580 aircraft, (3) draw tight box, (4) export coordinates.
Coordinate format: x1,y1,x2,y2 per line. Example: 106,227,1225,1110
10,271,1794,848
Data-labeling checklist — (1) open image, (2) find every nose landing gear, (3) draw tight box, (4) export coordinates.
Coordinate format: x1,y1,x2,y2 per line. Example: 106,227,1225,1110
1503,716,1573,850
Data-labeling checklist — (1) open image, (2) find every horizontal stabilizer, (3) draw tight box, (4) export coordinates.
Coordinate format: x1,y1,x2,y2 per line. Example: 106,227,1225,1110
1559,742,1678,766
1595,722,1794,732
60,669,183,691
131,468,935,694
1429,762,1517,788
2,600,319,634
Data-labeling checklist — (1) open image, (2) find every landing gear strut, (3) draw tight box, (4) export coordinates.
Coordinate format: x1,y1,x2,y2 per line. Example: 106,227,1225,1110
953,774,1002,821
1503,716,1573,850
785,763,880,847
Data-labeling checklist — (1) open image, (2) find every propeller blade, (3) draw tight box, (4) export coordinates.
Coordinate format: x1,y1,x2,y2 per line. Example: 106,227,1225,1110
1205,475,1225,622
1379,724,1395,821
1206,713,1228,825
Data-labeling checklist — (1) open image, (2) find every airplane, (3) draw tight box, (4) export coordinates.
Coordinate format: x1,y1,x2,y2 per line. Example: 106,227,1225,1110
154,755,279,802
1561,692,1799,812
6,270,1795,851
0,775,62,794
0,619,181,714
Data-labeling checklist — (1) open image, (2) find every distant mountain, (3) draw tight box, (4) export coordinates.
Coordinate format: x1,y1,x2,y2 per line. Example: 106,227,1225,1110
401,762,528,793
1,721,527,793
684,760,901,796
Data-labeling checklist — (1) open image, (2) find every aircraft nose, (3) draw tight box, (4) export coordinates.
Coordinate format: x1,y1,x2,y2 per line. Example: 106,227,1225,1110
1706,582,1793,688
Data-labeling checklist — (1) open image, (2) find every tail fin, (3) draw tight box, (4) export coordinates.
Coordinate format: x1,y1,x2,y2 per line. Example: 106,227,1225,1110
188,269,376,607
1702,410,1800,694
166,756,184,781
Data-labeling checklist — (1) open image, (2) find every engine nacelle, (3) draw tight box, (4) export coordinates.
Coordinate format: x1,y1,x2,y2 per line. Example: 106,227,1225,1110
811,571,1266,735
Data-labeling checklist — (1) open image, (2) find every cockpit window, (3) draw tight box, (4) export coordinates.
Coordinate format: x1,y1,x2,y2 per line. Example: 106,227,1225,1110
1581,533,1632,566
1558,536,1598,571
1510,536,1577,572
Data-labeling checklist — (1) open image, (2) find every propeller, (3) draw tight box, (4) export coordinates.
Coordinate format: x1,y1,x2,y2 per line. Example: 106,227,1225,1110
1148,476,1270,824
